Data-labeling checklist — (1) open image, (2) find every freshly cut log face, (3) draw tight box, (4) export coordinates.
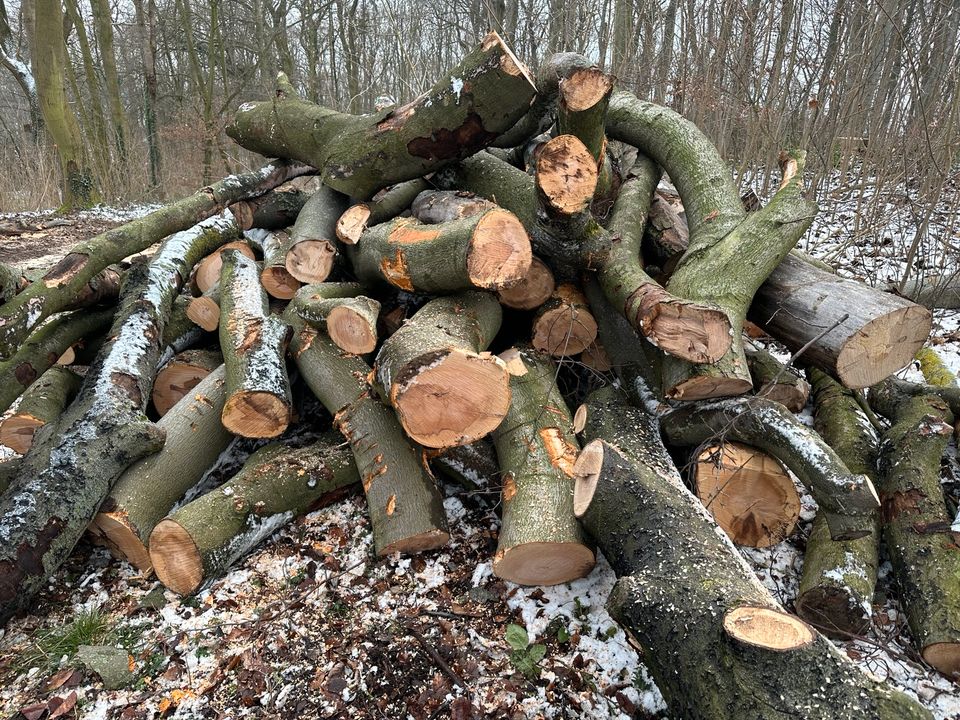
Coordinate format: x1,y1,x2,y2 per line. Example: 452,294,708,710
693,442,801,548
497,256,555,310
285,185,348,284
532,283,598,356
722,606,815,650
335,179,429,244
0,366,80,454
257,230,301,299
151,349,222,417
193,240,255,294
535,135,598,215
336,205,372,246
186,289,220,331
290,283,380,355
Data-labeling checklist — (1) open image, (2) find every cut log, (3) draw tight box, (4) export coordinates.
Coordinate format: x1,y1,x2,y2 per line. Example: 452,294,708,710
641,192,688,277
186,284,221,331
151,349,223,417
286,310,449,555
660,397,880,540
535,135,598,217
869,378,960,676
573,389,932,720
556,66,617,201
290,283,380,355
89,365,232,572
374,292,509,448
0,160,310,359
65,266,124,311
532,283,598,356
744,343,811,412
254,229,301,300
285,185,349,284
895,273,960,310
150,436,358,594
229,187,309,231
795,368,879,638
580,340,612,372
162,294,205,357
692,442,800,547
347,209,531,293
192,239,253,294
336,179,429,245
218,250,292,438
226,33,536,199
0,366,81,454
491,348,594,585
497,256,555,310
0,215,233,621
0,261,27,304
410,190,495,224
0,306,112,415
428,439,499,494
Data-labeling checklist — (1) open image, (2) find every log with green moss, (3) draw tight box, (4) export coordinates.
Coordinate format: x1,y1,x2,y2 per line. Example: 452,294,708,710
0,366,81,454
660,397,880,540
284,185,349,284
795,368,880,638
745,343,811,412
226,33,536,199
249,229,300,300
914,346,957,388
89,365,232,572
491,347,594,585
289,283,380,355
286,310,449,555
0,458,21,495
336,179,429,244
556,65,617,202
374,292,510,449
572,388,932,720
0,160,310,359
149,435,359,595
162,294,206,356
869,378,960,676
151,348,223,417
0,215,234,621
218,250,292,438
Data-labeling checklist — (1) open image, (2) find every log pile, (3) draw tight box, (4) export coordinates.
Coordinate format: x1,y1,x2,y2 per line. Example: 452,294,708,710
0,32,953,716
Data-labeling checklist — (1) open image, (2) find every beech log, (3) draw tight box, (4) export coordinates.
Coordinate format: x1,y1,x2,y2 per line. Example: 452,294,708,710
497,256,555,310
187,284,221,332
410,190,495,224
151,349,223,417
285,185,349,283
253,229,301,299
336,179,428,244
532,283,598,356
192,239,252,294
0,367,81,454
290,283,380,355
744,343,811,412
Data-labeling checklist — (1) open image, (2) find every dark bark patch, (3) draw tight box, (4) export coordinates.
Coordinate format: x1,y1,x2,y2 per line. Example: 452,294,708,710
43,253,89,288
406,113,498,162
112,372,143,408
14,362,37,386
0,516,64,603
882,488,926,522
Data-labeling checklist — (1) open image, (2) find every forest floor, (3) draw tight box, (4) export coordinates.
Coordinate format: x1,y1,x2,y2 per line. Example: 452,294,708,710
0,167,959,720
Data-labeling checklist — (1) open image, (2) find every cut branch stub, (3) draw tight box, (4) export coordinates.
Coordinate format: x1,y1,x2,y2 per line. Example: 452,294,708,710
532,283,598,356
285,185,349,284
335,179,429,245
535,135,598,216
375,292,509,448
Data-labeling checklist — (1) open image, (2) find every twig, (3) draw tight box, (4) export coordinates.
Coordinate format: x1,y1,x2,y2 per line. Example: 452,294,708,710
404,623,468,690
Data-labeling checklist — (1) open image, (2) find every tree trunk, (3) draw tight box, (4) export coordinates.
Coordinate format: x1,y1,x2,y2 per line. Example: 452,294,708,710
151,348,222,417
90,0,128,163
230,188,310,232
0,366,80,454
285,185,348,284
336,179,429,245
289,283,380,355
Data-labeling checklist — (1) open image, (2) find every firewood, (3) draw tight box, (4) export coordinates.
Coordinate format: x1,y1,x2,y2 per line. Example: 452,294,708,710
531,283,598,356
491,348,594,585
186,284,221,331
286,310,449,555
869,378,960,676
410,190,495,224
229,187,309,231
691,442,801,547
0,160,310,359
163,294,206,356
90,366,232,572
290,283,380,355
285,185,348,284
218,250,292,438
556,65,617,201
795,368,879,638
574,389,932,720
193,240,253,294
744,343,811,412
497,256,555,310
226,33,536,199
150,436,358,594
0,366,81,454
336,179,429,245
151,349,222,417
427,439,500,494
374,292,510,448
254,229,301,300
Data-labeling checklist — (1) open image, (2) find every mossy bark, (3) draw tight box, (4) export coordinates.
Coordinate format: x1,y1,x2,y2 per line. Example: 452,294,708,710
410,190,495,224
0,458,21,495
914,346,957,388
162,294,205,356
286,310,449,555
284,185,349,284
150,436,359,595
745,344,811,413
0,366,81,454
0,261,27,304
289,283,380,355
226,33,535,199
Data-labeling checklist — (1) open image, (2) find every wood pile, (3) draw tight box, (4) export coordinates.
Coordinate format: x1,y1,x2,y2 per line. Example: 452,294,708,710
0,33,954,718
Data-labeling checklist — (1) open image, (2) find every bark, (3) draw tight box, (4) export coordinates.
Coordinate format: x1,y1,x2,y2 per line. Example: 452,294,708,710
290,283,380,355
744,343,811,412
497,256,556,310
90,366,232,573
90,0,127,162
336,179,429,245
573,389,931,720
286,310,449,555
869,379,960,676
556,66,617,202
914,347,957,389
227,34,536,199
660,397,880,540
162,294,205,357
218,250,292,439
347,209,531,294
192,240,254,294
0,366,80,454
150,436,358,594
428,439,499,494
895,274,960,310
0,458,20,495
410,190,496,224
285,185,349,283
641,193,690,277
245,229,299,300
186,284,221,332
0,217,230,621
374,292,509,448
491,347,594,585
229,188,309,232
0,160,310,359
151,349,222,417
0,261,27,303
531,283,599,356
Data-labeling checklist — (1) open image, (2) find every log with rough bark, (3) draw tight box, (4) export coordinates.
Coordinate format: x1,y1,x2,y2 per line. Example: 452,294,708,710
895,273,960,310
226,34,536,199
744,343,811,412
573,388,932,720
531,283,599,356
289,283,380,355
491,347,594,584
660,397,880,540
410,189,495,224
336,179,429,245
346,208,531,294
691,442,801,547
374,292,509,448
151,349,223,417
795,368,880,638
192,238,252,294
150,436,359,594
0,216,234,621
229,187,309,231
89,366,232,572
218,250,292,438
286,310,449,555
0,366,81,454
869,378,960,676
0,458,21,495
497,256,556,310
284,185,348,284
0,160,310,358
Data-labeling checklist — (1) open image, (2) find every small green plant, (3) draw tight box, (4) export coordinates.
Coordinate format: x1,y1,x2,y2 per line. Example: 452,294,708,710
19,607,111,672
546,616,570,644
505,624,546,680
